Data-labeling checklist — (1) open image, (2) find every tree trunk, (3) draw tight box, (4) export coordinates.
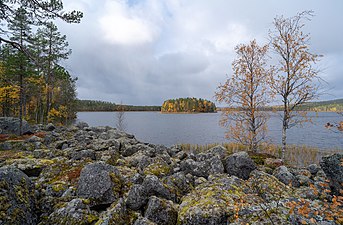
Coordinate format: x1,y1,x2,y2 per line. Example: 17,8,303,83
19,73,23,135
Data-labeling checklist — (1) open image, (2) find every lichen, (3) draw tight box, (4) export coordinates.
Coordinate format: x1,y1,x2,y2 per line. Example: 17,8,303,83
144,161,171,177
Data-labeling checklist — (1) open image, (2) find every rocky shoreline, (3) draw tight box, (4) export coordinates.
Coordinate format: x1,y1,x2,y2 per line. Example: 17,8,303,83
0,119,342,225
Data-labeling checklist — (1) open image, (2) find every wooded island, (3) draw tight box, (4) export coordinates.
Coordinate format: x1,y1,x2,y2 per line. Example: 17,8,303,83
161,97,216,113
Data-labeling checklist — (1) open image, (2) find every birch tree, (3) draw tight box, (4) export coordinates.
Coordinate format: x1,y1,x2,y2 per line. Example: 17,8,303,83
269,11,321,159
215,40,271,152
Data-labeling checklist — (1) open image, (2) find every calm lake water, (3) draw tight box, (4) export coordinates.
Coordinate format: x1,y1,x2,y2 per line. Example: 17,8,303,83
76,111,343,150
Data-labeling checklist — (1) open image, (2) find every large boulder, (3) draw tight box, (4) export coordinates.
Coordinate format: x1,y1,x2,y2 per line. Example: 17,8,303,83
178,175,244,225
126,175,175,211
0,117,32,135
0,166,37,225
77,162,123,207
320,153,343,195
144,196,178,225
224,151,256,180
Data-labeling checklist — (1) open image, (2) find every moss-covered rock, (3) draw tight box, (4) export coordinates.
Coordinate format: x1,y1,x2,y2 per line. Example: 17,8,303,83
45,198,99,225
0,166,37,225
177,175,245,225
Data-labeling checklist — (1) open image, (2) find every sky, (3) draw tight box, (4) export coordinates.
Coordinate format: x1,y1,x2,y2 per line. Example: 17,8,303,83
57,0,343,105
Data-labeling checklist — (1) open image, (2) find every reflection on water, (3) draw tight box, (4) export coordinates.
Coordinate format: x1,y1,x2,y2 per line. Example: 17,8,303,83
77,111,343,150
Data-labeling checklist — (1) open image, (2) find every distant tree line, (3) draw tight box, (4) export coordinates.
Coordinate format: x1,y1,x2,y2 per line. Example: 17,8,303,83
218,98,343,113
161,97,216,113
76,100,161,112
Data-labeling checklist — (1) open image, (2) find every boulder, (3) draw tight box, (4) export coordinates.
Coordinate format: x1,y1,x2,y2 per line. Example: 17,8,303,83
46,198,98,225
142,175,175,201
126,184,149,210
0,117,32,135
265,158,283,169
96,198,139,225
307,164,320,176
320,153,343,195
45,123,56,131
75,121,89,129
180,155,224,178
144,196,178,225
273,166,300,187
0,166,37,225
134,217,157,225
224,151,257,180
71,149,96,160
77,162,123,207
178,175,244,225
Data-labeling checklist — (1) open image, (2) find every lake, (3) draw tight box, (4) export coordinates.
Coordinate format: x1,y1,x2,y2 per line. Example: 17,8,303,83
76,111,343,150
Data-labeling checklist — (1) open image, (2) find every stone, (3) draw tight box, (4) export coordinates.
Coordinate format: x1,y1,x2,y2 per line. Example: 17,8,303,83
273,166,300,187
0,166,37,225
224,151,257,180
71,149,96,160
320,153,343,195
46,198,98,225
307,164,320,176
126,184,149,210
180,155,224,178
77,162,123,207
178,175,244,225
75,121,89,129
144,196,178,225
46,123,56,131
142,175,175,201
96,198,139,225
0,117,32,135
26,135,42,143
134,217,157,225
265,158,283,169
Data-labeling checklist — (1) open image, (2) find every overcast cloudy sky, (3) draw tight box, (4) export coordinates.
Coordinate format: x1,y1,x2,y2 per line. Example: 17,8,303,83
57,0,343,105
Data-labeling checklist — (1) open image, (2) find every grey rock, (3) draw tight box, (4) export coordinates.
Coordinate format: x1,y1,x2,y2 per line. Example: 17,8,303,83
126,184,148,210
71,149,96,160
0,166,37,225
142,175,174,201
273,166,300,187
307,164,320,175
224,151,256,180
320,153,343,195
122,144,153,157
144,196,178,225
46,123,56,131
0,117,32,135
0,141,12,150
180,155,224,178
163,172,193,200
131,173,144,184
77,162,122,207
134,217,157,225
296,175,311,186
75,121,89,129
26,135,42,143
46,198,98,225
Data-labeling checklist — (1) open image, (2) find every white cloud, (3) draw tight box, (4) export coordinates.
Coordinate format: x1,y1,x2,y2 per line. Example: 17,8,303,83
98,0,157,45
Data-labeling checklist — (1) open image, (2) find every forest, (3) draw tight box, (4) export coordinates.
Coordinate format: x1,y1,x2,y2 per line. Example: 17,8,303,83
161,97,216,113
0,3,82,128
76,100,161,112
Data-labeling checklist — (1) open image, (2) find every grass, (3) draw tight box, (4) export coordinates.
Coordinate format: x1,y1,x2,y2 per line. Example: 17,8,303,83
178,142,341,167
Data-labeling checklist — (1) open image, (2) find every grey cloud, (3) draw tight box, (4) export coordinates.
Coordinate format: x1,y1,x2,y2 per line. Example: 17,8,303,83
58,0,343,105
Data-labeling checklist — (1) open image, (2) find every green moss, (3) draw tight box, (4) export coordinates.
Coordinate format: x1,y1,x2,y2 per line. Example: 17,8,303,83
87,214,99,223
144,161,171,177
109,172,123,195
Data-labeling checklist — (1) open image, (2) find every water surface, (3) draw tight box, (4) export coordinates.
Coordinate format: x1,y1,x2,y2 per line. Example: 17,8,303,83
77,111,343,150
